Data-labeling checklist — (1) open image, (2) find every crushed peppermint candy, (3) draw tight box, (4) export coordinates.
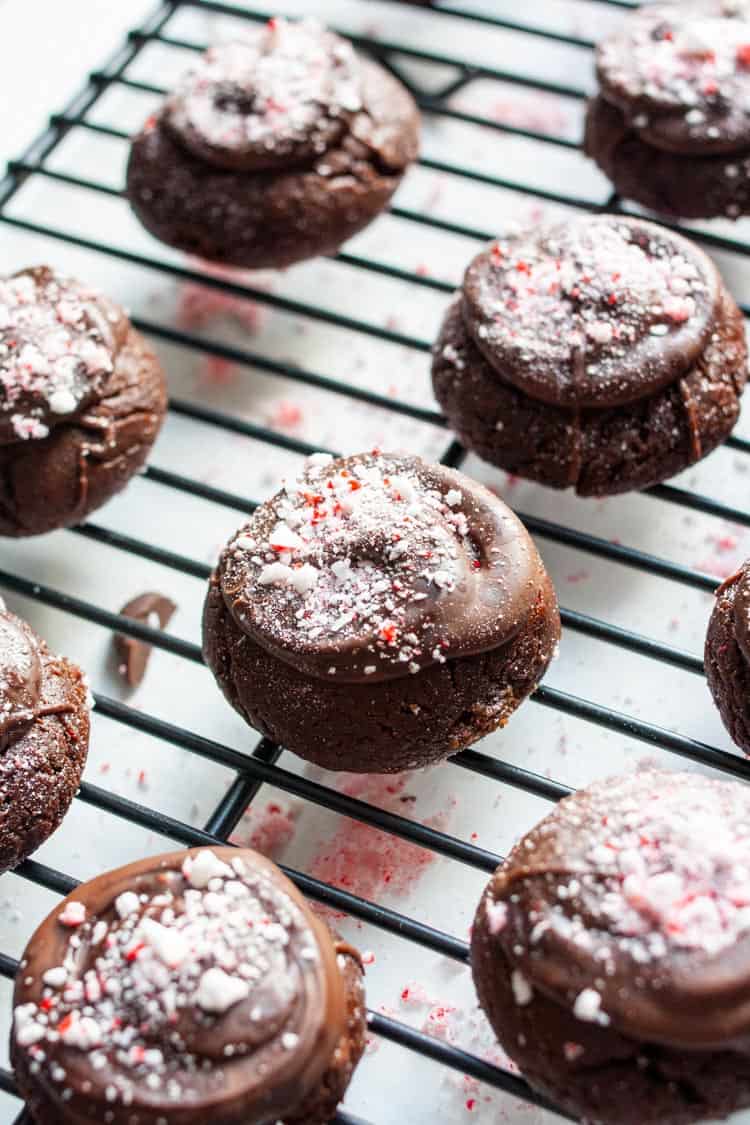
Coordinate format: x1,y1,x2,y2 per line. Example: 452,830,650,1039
463,215,714,407
165,19,363,170
114,891,140,918
13,850,326,1112
490,770,750,1044
598,1,750,151
572,988,610,1026
569,772,750,958
219,451,528,680
58,901,86,927
0,267,115,442
485,899,508,935
511,970,533,1006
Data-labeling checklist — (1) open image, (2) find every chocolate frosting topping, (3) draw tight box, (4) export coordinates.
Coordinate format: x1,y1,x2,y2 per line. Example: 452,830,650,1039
0,266,127,444
461,215,720,409
597,1,750,157
12,847,346,1125
0,608,42,751
479,770,750,1050
214,451,549,683
164,19,365,173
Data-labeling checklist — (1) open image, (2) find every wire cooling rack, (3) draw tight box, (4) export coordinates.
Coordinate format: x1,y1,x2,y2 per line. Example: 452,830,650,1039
2,0,750,1122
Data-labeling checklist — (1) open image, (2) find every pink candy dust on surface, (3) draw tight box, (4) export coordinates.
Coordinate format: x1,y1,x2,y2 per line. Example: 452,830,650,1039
232,798,300,860
177,282,267,335
197,355,238,387
176,258,273,335
391,976,523,1120
307,772,455,915
266,399,303,433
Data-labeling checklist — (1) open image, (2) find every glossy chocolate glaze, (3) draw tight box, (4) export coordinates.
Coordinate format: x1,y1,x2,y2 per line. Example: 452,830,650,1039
461,216,720,409
0,607,79,753
0,611,43,751
474,770,750,1051
12,847,347,1125
213,451,551,683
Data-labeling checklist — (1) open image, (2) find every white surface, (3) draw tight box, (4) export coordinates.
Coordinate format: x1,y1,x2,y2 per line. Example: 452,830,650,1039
0,2,748,1124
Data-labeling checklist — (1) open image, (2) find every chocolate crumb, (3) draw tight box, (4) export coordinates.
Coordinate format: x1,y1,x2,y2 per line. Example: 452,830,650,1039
114,592,177,688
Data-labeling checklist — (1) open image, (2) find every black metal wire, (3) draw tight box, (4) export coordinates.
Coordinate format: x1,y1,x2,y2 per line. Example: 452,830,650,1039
1,0,749,1121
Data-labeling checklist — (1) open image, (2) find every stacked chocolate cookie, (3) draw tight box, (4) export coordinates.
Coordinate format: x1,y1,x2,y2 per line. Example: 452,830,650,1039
433,215,747,495
472,770,750,1125
203,450,561,771
0,604,90,873
586,0,750,220
12,847,366,1125
0,266,167,536
126,18,420,268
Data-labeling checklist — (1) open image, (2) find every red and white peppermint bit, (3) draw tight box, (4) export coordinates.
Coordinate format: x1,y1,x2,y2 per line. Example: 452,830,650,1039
0,269,114,441
166,19,362,157
509,771,750,965
14,850,319,1108
225,451,476,675
572,988,610,1026
475,218,706,386
58,901,86,927
600,1,750,118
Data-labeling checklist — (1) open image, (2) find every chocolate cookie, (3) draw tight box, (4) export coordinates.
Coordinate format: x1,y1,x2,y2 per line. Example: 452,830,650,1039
471,769,750,1125
705,560,750,753
126,18,420,269
0,602,90,873
0,266,167,536
585,1,750,219
11,846,366,1125
432,215,747,496
203,450,560,772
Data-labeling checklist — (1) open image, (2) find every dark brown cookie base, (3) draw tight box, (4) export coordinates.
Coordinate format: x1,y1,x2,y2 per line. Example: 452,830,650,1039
126,62,417,270
284,940,366,1125
432,289,746,498
471,911,750,1125
202,573,560,772
0,640,89,874
0,326,166,536
585,95,750,221
706,564,750,755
